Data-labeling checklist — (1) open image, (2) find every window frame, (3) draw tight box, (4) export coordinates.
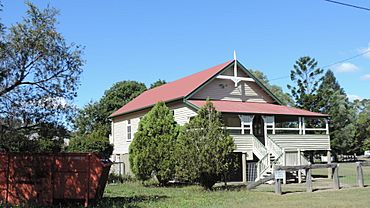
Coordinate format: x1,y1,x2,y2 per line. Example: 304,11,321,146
127,119,132,141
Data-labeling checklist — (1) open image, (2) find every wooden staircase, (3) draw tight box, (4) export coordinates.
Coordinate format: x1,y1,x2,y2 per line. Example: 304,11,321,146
252,135,310,183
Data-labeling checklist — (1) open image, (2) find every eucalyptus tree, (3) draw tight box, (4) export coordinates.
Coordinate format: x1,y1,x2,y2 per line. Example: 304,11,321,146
0,3,84,151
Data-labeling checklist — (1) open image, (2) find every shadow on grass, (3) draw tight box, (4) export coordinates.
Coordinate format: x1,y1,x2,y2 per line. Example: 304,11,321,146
51,195,167,208
283,190,305,194
312,174,330,178
312,187,334,192
213,184,246,191
95,195,168,207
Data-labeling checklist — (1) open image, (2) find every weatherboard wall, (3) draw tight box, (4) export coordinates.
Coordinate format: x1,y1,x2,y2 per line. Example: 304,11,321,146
268,134,331,151
231,134,254,160
111,102,197,155
111,111,145,155
171,103,197,125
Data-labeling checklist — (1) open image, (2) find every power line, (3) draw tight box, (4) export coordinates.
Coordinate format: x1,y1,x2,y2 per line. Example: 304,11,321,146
269,49,370,81
323,0,370,11
269,76,290,81
321,49,370,68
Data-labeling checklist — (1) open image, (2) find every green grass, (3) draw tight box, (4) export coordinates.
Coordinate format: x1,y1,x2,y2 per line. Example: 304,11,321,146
98,162,370,208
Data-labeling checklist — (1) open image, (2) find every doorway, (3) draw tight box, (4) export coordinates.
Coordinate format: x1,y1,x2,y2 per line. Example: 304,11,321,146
253,115,265,145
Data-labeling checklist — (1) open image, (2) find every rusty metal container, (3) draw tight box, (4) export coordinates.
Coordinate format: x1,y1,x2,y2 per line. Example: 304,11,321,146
0,153,112,207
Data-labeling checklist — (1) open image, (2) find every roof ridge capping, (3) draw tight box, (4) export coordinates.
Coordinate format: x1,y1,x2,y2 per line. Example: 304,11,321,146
109,60,234,118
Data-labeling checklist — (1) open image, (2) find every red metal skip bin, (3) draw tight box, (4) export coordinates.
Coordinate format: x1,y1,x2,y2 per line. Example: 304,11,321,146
0,153,112,207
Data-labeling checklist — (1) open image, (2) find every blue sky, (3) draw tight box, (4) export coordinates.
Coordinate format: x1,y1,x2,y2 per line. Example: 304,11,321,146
3,0,370,107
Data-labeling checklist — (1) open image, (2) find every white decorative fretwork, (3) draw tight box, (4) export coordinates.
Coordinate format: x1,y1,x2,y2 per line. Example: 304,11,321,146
262,115,275,134
239,115,255,134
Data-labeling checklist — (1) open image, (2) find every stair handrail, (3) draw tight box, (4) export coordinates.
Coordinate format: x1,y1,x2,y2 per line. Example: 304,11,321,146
272,152,284,166
252,136,267,159
266,136,283,158
256,152,270,179
300,152,311,165
251,135,270,180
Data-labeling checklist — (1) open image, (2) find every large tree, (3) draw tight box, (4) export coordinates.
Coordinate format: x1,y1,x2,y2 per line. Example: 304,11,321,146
316,70,356,154
249,69,293,105
149,79,166,89
0,3,83,151
73,81,146,136
287,56,323,111
353,99,370,153
175,100,236,189
129,102,179,185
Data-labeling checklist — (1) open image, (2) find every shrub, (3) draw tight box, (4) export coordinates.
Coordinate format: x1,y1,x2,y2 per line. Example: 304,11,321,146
67,129,113,158
175,100,236,189
129,102,179,185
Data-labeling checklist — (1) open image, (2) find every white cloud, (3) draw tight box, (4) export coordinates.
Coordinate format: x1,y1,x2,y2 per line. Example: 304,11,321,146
361,74,370,80
359,43,370,59
334,62,359,73
348,94,362,102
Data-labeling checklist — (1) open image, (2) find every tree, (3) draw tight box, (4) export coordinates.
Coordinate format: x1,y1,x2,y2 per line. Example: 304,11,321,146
150,79,167,89
316,70,356,154
0,3,83,150
353,99,370,153
67,129,113,159
129,102,178,185
250,70,294,105
73,101,104,135
73,81,146,136
100,81,147,116
175,100,236,189
287,56,323,111
33,122,68,152
0,121,67,153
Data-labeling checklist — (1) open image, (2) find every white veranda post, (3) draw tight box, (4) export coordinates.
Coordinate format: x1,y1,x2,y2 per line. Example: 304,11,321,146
262,116,275,133
239,114,254,184
239,115,254,135
262,116,275,146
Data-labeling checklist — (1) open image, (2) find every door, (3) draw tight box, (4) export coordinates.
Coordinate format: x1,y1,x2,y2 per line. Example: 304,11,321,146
253,115,265,144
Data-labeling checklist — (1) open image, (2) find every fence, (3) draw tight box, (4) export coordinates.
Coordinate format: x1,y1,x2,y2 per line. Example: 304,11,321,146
273,163,339,195
356,161,370,187
247,160,370,195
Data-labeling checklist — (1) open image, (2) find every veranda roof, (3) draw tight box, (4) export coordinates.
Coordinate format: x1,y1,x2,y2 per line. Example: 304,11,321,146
188,100,328,117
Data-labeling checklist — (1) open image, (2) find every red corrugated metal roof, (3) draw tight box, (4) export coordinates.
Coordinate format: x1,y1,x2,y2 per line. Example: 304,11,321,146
110,60,233,117
188,100,328,117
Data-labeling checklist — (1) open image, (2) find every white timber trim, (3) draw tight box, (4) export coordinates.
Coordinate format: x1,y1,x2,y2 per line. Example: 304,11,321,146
271,127,300,131
239,115,254,135
111,121,114,143
242,153,247,184
126,119,132,142
325,118,329,135
262,115,275,135
305,128,327,131
216,75,255,84
298,148,302,183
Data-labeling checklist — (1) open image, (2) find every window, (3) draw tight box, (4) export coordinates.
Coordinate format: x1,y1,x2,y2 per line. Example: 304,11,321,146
127,120,132,141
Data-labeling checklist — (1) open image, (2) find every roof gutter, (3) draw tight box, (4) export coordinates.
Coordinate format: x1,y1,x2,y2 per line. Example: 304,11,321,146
109,97,184,119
